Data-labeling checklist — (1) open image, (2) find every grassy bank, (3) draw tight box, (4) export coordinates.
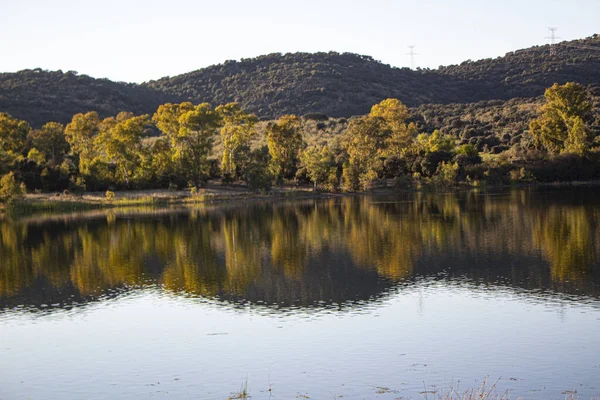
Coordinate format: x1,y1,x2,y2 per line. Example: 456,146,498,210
1,184,340,217
3,179,600,218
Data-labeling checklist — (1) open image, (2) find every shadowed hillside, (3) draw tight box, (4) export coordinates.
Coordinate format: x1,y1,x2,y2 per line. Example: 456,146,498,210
0,69,171,127
144,34,600,118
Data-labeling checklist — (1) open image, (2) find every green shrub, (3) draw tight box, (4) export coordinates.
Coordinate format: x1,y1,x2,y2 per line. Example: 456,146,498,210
105,190,115,201
0,172,26,203
509,167,536,183
432,161,459,186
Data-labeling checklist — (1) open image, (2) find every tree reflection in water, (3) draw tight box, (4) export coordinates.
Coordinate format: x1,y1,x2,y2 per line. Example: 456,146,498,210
1,187,599,312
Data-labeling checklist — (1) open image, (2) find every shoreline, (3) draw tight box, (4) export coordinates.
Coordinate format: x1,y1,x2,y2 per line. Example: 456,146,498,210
2,179,600,217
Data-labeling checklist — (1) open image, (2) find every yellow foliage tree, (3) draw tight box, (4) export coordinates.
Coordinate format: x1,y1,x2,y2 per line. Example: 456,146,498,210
266,115,304,180
529,82,593,155
215,103,258,180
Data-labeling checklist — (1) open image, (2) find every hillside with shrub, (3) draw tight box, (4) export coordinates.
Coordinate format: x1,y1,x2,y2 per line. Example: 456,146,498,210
0,69,170,127
146,35,600,119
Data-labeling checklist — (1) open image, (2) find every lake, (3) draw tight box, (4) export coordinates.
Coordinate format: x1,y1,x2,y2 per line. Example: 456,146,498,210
1,187,599,399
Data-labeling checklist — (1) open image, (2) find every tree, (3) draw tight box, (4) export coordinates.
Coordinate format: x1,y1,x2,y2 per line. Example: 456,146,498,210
415,130,455,154
0,112,30,156
385,121,419,158
300,145,338,190
0,172,26,203
369,98,409,134
150,138,177,187
28,122,69,166
529,82,593,155
65,111,101,175
0,148,13,175
26,148,46,165
342,98,418,190
564,116,588,155
215,103,258,180
343,116,386,190
243,147,272,190
153,102,221,184
370,98,417,158
266,115,304,180
95,112,151,187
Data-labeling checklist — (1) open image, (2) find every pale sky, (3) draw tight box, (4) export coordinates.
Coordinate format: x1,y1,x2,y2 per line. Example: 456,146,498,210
1,0,599,83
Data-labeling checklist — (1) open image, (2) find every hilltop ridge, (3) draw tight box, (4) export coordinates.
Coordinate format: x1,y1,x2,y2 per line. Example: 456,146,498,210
1,34,599,126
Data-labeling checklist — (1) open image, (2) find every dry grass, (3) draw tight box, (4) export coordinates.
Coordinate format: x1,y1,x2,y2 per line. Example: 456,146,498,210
420,378,588,400
1,183,334,217
421,379,509,400
227,378,249,400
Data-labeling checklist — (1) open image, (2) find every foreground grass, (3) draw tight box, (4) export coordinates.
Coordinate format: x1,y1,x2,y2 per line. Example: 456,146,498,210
421,379,509,400
222,377,592,400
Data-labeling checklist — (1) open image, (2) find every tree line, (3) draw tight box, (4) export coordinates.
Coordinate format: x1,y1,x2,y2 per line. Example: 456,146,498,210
0,81,599,202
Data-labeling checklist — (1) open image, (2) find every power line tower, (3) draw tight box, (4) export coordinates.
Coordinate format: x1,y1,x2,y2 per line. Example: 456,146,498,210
406,45,418,69
545,27,561,56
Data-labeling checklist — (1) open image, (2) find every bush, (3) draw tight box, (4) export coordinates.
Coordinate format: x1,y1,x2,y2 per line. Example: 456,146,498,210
105,190,115,201
432,161,459,186
509,167,536,183
0,172,26,203
302,112,329,121
416,151,453,176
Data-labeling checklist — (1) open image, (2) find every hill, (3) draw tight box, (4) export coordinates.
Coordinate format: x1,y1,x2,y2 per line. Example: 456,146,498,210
1,34,599,126
0,69,170,127
145,34,600,118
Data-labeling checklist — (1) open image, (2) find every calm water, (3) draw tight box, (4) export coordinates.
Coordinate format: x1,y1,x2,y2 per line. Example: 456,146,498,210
1,187,600,399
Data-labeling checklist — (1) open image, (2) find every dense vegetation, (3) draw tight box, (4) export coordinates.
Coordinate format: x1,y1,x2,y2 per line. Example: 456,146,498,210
411,84,600,154
1,81,599,204
1,35,599,127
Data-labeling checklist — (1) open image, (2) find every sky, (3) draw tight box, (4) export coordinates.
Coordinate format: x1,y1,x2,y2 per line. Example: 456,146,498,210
1,0,599,83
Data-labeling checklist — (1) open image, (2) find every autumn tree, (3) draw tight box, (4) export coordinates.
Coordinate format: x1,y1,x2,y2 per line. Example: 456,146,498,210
266,115,304,180
370,98,409,135
27,122,69,166
0,112,30,156
343,116,385,190
529,82,594,155
300,145,338,190
0,148,12,175
0,172,26,203
215,103,258,181
153,102,221,184
150,137,177,186
342,98,416,190
414,130,455,154
65,111,101,175
95,112,151,187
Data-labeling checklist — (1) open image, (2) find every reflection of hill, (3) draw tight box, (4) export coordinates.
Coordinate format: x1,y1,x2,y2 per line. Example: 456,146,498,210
1,188,600,312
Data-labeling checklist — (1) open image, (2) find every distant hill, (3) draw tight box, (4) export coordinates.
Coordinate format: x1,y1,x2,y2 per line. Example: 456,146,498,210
1,34,599,126
0,69,170,127
146,35,600,118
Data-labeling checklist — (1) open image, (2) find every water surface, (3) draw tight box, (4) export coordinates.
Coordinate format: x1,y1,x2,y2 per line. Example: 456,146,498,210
1,187,600,399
